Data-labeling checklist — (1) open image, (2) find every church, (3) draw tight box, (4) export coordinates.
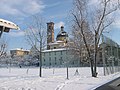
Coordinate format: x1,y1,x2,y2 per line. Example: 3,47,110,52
41,22,80,67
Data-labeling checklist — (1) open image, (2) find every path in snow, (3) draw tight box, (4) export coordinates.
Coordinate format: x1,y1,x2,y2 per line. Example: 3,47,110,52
0,67,119,90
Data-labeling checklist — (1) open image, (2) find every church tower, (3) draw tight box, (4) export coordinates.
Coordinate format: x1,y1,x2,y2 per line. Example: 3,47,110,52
56,26,68,42
47,22,54,49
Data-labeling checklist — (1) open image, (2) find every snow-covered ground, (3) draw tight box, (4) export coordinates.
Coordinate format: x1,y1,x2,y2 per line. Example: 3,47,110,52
0,67,119,90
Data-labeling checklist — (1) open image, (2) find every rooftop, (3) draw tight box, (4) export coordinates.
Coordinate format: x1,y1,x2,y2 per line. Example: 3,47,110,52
42,48,66,52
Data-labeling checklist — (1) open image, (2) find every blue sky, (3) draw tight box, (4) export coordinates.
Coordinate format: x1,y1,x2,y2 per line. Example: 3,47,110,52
0,0,120,51
0,0,73,51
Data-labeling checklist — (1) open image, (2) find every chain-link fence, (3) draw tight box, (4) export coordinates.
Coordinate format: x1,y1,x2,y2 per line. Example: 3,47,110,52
102,34,120,75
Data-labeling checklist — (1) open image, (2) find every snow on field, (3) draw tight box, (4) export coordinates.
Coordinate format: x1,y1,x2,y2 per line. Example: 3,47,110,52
0,67,119,90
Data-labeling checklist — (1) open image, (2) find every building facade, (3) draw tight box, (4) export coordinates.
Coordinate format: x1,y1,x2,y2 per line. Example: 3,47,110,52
42,48,79,67
10,48,30,57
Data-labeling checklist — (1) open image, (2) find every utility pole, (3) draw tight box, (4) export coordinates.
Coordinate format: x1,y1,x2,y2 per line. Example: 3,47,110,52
66,41,69,79
39,39,42,77
66,65,69,79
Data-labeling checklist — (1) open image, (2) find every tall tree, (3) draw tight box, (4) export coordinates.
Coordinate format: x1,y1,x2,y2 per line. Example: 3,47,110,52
71,0,119,77
0,38,7,58
25,15,46,77
70,22,94,66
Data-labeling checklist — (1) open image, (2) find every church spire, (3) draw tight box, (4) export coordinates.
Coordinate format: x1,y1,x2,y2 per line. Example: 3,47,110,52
61,26,64,31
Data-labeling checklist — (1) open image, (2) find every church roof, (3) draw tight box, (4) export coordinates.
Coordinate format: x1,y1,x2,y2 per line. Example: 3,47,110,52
56,26,68,39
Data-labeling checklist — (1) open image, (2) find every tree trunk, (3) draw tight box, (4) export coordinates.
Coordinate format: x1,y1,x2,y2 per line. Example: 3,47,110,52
93,36,98,77
89,55,94,77
87,50,94,77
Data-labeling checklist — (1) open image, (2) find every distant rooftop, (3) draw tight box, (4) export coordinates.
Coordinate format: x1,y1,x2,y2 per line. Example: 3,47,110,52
42,48,66,52
10,48,30,51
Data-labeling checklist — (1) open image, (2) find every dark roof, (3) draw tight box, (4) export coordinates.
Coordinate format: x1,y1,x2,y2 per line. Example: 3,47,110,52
56,30,68,38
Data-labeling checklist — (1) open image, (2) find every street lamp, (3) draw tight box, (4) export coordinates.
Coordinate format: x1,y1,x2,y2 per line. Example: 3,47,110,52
0,18,20,38
0,19,19,72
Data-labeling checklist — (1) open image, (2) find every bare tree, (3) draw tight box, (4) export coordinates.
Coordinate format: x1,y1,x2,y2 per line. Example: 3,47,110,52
70,22,94,66
71,0,119,77
0,38,8,68
0,38,7,59
25,15,46,77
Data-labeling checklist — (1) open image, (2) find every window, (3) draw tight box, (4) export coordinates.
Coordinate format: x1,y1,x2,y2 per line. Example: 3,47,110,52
55,62,56,65
44,59,45,62
49,52,51,56
49,57,51,66
44,53,45,56
60,57,62,64
49,57,51,61
54,47,56,49
60,61,62,64
73,61,74,65
49,26,51,29
60,57,62,60
61,51,62,55
54,57,56,64
54,52,56,55
66,51,67,54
